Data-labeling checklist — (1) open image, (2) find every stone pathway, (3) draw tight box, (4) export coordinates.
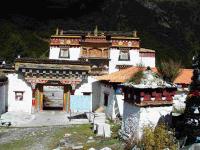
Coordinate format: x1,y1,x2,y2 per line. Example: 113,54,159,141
1,111,89,127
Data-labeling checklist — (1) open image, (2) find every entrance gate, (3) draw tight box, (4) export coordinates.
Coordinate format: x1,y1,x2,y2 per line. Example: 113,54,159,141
43,86,64,110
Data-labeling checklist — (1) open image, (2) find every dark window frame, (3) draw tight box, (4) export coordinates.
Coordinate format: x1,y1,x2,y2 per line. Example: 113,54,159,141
14,91,24,101
118,50,130,61
59,47,70,58
83,92,91,95
104,93,109,106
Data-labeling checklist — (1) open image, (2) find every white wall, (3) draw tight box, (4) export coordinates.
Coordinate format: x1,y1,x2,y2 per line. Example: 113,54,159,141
122,102,173,139
74,76,98,112
116,94,124,116
99,84,115,119
49,47,81,60
0,83,8,114
7,74,32,113
90,82,125,119
139,57,155,67
74,76,97,95
109,48,140,73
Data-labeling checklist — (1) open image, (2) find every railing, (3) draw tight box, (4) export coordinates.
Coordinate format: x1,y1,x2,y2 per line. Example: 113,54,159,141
80,54,109,59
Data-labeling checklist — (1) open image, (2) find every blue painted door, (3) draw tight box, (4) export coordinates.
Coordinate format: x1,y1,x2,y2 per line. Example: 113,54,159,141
70,95,91,112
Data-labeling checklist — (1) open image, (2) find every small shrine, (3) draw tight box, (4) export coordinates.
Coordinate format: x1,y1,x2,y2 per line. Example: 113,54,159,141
121,67,177,139
122,67,177,107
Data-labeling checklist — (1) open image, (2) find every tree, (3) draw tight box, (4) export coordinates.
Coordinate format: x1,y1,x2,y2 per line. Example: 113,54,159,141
157,59,181,82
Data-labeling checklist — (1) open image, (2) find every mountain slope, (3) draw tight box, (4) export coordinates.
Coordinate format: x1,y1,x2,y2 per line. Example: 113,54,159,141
0,0,200,67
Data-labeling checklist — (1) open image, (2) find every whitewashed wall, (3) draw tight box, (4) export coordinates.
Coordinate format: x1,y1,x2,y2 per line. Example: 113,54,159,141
74,76,97,95
0,83,8,114
73,76,98,112
139,57,155,67
116,94,124,116
109,48,140,73
49,47,81,60
95,84,124,119
122,102,173,139
7,74,32,113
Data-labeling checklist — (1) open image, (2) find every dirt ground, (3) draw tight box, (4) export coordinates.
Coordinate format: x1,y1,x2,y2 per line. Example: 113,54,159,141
0,124,124,150
0,126,71,150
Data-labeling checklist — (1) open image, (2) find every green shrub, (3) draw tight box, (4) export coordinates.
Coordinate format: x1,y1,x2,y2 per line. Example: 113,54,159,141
124,124,177,150
129,70,144,84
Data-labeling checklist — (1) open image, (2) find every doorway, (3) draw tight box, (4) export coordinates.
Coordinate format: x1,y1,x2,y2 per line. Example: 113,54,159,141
43,86,64,110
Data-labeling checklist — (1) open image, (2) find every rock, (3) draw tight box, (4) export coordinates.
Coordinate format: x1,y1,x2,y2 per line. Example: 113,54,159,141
72,145,83,150
100,147,112,150
88,148,96,150
59,139,66,146
64,133,71,137
97,123,105,136
88,136,93,140
96,123,111,138
87,139,95,143
53,147,65,150
53,147,60,150
104,124,111,138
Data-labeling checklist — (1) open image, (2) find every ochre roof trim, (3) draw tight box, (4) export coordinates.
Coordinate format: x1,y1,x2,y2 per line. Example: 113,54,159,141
97,67,193,84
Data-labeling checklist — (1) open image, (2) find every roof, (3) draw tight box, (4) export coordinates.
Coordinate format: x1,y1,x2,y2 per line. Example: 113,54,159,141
15,58,90,65
97,67,157,83
97,67,193,85
140,48,155,53
123,69,176,89
174,69,193,84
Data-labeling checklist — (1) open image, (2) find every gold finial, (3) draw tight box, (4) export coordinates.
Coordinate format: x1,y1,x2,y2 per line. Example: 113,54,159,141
87,32,91,36
56,27,59,35
60,29,63,35
133,30,137,37
94,25,98,36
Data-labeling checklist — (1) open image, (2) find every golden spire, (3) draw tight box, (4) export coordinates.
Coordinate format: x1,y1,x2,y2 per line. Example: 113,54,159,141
56,27,59,35
133,30,137,37
94,25,98,36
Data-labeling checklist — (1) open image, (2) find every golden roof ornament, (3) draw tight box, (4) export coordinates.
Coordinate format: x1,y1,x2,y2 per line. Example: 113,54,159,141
60,29,63,35
56,27,59,35
94,25,98,36
133,30,137,37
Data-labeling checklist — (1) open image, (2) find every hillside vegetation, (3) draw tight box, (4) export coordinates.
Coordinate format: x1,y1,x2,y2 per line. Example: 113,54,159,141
1,0,200,67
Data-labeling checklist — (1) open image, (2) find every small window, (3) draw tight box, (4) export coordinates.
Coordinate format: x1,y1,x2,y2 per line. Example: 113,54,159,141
14,91,24,101
59,47,70,58
119,50,130,61
83,92,91,95
104,93,109,106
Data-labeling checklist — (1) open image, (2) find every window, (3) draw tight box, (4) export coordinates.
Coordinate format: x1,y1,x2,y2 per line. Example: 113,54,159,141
14,91,24,101
83,92,91,95
59,47,70,58
104,93,109,106
119,50,130,61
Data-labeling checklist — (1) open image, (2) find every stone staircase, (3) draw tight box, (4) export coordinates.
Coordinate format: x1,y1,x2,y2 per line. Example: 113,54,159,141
86,112,111,138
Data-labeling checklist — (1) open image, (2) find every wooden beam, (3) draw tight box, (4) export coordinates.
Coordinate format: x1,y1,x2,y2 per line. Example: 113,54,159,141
67,88,71,113
40,85,43,111
63,86,67,111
